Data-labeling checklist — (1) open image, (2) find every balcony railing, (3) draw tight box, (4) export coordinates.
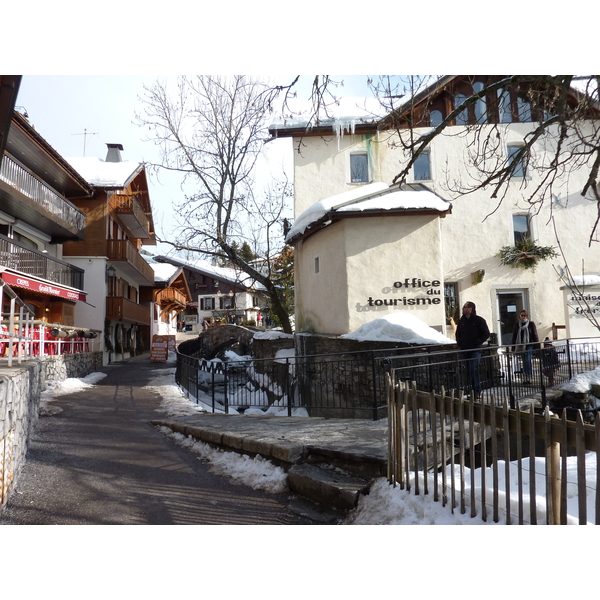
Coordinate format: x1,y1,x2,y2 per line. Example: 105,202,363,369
106,296,151,324
109,191,152,239
0,154,86,231
157,287,187,306
0,234,85,290
106,239,155,283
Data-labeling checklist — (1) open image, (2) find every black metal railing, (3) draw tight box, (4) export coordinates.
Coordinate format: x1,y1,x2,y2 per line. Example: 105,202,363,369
382,338,600,410
175,338,600,420
0,234,85,290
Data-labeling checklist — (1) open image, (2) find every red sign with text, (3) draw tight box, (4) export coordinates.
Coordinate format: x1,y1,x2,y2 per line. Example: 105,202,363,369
1,272,87,302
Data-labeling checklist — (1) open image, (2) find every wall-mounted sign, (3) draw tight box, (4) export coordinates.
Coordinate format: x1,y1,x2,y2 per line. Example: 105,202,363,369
363,278,442,309
1,271,87,302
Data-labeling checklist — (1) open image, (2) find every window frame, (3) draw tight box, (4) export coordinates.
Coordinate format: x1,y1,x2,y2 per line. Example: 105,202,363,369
349,152,369,184
507,144,528,179
413,149,432,181
513,214,531,245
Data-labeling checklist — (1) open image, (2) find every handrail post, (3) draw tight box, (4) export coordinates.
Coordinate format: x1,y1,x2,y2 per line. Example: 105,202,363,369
371,351,378,421
224,364,229,414
286,357,292,417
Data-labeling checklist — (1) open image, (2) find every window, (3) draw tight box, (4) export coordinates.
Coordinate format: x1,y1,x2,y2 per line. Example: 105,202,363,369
513,215,530,244
517,97,532,122
498,89,512,123
315,256,320,274
350,153,368,183
444,282,459,323
474,82,487,123
454,94,468,125
430,110,443,127
507,145,527,178
220,296,234,309
202,297,215,311
413,150,431,180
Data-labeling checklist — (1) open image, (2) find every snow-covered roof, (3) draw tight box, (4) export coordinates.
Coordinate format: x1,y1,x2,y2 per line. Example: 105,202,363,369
269,97,386,136
66,156,143,188
340,311,454,345
286,182,451,243
154,255,265,291
571,274,600,287
148,260,180,283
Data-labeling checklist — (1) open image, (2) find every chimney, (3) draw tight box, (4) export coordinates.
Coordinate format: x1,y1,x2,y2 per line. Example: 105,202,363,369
105,143,124,162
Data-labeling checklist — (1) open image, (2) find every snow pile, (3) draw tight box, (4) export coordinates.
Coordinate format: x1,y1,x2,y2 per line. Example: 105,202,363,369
341,311,454,345
40,372,108,415
559,364,600,393
157,426,288,493
346,478,498,525
348,450,598,525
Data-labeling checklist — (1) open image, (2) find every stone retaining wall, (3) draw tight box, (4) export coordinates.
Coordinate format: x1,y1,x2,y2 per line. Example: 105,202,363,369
0,361,42,509
0,351,102,510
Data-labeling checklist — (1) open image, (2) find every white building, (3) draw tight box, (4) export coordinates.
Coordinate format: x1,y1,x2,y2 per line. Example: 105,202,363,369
270,76,600,343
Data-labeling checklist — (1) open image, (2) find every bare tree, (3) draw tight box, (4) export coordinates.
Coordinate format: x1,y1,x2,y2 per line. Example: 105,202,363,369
368,75,600,240
136,75,294,333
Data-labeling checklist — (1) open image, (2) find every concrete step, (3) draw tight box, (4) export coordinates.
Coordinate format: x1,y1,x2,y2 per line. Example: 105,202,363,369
287,463,371,512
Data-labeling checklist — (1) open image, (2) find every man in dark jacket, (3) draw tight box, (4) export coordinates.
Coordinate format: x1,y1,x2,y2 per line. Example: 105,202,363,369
456,301,490,399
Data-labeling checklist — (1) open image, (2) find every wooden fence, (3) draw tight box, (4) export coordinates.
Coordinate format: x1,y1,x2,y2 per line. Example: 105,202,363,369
387,376,600,525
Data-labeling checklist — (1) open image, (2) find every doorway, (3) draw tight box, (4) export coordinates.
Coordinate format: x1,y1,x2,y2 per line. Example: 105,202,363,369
497,290,528,345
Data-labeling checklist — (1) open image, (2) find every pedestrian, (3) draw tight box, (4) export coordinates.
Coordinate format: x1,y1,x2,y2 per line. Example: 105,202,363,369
455,301,490,400
540,337,560,386
511,310,539,385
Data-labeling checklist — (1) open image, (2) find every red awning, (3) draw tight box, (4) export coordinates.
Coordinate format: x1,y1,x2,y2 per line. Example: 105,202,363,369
1,272,87,302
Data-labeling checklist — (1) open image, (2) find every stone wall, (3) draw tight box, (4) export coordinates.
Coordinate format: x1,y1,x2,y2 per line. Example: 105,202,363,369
0,361,42,509
0,351,102,510
40,352,103,386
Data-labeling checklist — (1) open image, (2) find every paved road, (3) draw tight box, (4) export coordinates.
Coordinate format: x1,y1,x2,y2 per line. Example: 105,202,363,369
0,356,316,525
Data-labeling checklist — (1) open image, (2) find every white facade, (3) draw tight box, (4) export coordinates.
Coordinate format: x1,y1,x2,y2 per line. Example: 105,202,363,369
279,102,600,343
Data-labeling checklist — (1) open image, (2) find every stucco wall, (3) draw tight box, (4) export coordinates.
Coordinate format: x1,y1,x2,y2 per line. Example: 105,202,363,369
290,122,600,342
295,211,446,335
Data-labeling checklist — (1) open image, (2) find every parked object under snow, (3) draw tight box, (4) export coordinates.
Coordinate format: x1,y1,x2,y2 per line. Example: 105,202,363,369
340,311,454,345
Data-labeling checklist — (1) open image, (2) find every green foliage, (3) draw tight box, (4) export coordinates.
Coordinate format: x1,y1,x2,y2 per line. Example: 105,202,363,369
496,238,558,271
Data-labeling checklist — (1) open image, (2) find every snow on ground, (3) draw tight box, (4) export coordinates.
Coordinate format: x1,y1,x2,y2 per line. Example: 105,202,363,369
37,347,598,525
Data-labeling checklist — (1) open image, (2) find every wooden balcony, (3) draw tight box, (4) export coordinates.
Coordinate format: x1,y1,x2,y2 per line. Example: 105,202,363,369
106,296,151,325
156,287,187,306
109,191,152,240
106,239,155,285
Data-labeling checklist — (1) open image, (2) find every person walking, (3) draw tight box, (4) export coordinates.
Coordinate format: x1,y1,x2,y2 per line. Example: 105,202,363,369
456,301,490,399
511,310,539,385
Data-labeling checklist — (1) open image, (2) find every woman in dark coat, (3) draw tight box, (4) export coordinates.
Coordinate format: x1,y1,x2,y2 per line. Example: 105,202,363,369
511,310,539,384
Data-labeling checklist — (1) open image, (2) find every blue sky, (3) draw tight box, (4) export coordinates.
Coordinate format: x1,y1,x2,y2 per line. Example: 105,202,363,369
14,75,376,255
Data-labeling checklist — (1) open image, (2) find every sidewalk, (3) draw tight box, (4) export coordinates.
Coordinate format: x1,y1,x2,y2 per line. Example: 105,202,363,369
1,353,338,525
